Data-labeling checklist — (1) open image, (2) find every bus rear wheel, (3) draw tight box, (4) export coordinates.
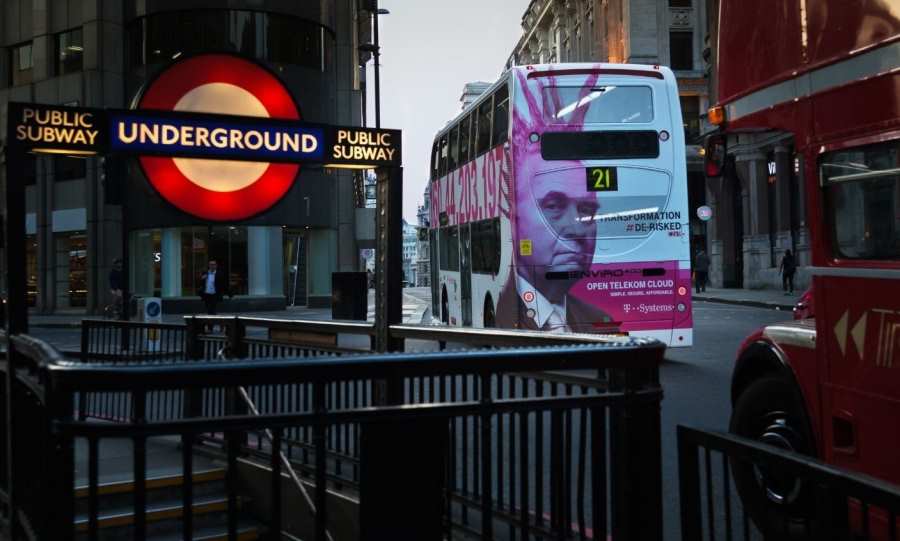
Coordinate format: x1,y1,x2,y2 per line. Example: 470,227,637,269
729,376,815,538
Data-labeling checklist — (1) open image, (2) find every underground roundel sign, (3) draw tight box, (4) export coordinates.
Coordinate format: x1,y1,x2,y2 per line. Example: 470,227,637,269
137,54,300,221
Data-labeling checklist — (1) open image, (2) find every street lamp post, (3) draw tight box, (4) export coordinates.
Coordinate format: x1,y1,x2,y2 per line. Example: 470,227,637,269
360,4,389,128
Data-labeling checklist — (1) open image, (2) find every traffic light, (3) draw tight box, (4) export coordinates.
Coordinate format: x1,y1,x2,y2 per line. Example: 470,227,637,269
101,156,126,204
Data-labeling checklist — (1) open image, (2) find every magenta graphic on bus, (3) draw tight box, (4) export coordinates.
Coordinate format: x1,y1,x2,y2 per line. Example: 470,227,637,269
428,63,693,347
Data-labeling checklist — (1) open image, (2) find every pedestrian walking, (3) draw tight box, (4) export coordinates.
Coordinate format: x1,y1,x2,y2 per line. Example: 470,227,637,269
199,259,231,314
107,258,124,318
694,249,710,294
780,249,797,295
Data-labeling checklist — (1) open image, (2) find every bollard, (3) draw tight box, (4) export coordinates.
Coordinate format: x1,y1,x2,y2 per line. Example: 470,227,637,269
609,366,663,540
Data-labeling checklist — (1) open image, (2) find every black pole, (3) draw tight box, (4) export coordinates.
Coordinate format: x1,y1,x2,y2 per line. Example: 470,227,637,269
373,0,381,129
120,159,130,322
4,104,29,539
5,123,28,334
374,165,403,356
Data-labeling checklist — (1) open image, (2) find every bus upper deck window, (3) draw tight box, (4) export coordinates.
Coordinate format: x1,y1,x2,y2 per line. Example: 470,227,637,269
476,99,493,155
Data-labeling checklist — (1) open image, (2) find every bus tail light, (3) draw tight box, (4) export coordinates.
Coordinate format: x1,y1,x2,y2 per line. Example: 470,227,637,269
705,134,727,178
678,286,687,296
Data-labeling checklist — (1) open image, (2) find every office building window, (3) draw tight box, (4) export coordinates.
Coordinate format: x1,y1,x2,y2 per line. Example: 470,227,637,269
58,233,88,308
670,31,694,70
680,95,701,141
10,42,33,86
56,28,84,75
127,10,324,71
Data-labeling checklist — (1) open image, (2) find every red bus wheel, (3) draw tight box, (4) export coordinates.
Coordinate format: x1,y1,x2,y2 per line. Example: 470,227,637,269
729,376,815,538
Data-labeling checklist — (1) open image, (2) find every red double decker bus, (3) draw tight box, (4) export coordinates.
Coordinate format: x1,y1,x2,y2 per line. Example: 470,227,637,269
707,0,900,534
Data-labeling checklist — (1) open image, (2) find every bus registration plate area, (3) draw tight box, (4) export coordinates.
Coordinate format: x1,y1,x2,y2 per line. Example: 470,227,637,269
586,166,618,192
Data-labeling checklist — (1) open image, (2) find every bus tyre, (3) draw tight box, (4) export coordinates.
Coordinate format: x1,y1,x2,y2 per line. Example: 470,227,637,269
729,376,815,538
484,297,496,328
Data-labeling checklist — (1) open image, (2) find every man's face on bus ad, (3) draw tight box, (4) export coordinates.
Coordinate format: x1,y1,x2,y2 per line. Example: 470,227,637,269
516,166,598,293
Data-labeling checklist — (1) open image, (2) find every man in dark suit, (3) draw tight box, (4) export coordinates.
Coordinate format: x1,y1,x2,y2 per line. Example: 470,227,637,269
199,259,231,315
494,162,615,333
496,275,615,333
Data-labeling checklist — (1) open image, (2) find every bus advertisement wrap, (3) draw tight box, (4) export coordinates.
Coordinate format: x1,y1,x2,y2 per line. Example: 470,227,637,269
429,63,692,346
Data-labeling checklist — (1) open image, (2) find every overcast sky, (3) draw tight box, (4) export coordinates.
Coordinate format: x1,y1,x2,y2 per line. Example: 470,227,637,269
365,0,532,223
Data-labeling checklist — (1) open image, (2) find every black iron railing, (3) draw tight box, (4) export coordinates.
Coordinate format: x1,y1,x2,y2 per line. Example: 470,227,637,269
80,319,188,363
2,328,664,541
678,425,900,540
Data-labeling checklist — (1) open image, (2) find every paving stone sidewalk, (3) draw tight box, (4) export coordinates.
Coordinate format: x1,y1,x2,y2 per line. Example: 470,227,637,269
693,287,803,311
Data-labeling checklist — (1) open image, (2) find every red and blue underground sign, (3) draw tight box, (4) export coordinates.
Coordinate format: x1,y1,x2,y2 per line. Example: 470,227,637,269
7,53,401,221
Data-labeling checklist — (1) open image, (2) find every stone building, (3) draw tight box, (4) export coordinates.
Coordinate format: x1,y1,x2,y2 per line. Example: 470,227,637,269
1,0,374,313
415,184,431,287
700,0,811,290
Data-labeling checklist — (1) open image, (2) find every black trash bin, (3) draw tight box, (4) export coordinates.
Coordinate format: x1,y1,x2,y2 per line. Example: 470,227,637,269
332,272,368,320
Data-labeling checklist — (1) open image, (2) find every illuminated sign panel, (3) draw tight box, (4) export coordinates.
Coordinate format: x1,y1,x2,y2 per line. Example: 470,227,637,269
109,113,325,161
9,104,401,167
9,103,106,155
6,54,401,222
328,127,401,167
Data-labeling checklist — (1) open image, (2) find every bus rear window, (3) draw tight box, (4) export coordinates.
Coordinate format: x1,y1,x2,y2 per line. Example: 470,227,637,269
541,131,660,160
543,86,653,124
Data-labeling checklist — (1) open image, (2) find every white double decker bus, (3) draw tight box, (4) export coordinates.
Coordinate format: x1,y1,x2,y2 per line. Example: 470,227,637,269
428,63,693,346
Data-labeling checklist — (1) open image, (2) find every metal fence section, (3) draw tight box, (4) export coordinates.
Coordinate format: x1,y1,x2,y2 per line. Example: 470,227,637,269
2,328,665,541
678,426,900,541
80,319,188,363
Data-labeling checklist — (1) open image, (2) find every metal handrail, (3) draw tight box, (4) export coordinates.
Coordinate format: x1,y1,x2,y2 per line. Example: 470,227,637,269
678,426,900,506
47,342,663,393
186,315,376,335
237,386,335,541
82,318,187,330
390,323,650,347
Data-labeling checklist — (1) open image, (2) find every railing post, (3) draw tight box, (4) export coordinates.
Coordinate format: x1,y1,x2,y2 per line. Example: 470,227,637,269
185,316,204,361
609,362,663,541
44,372,76,540
359,415,448,540
183,318,204,419
812,482,849,540
677,426,702,541
3,339,18,538
225,387,249,448
80,321,90,363
226,317,248,359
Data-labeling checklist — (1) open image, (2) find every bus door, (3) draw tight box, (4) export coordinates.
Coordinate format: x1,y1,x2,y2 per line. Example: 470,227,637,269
819,141,900,487
460,223,473,326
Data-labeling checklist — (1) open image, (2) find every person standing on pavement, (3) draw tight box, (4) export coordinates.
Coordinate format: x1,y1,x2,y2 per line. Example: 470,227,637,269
780,249,797,295
108,258,124,317
199,259,231,314
694,249,710,294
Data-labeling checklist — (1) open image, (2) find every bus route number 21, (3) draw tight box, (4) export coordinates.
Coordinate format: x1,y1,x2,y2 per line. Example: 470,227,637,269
586,167,618,192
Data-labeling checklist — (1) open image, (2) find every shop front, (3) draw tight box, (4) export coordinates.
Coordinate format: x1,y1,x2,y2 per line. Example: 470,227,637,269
129,225,289,312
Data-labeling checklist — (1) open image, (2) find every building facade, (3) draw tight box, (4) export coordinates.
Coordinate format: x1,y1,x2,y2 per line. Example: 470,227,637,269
415,183,431,287
508,0,713,281
700,0,811,291
1,0,374,313
401,219,417,286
